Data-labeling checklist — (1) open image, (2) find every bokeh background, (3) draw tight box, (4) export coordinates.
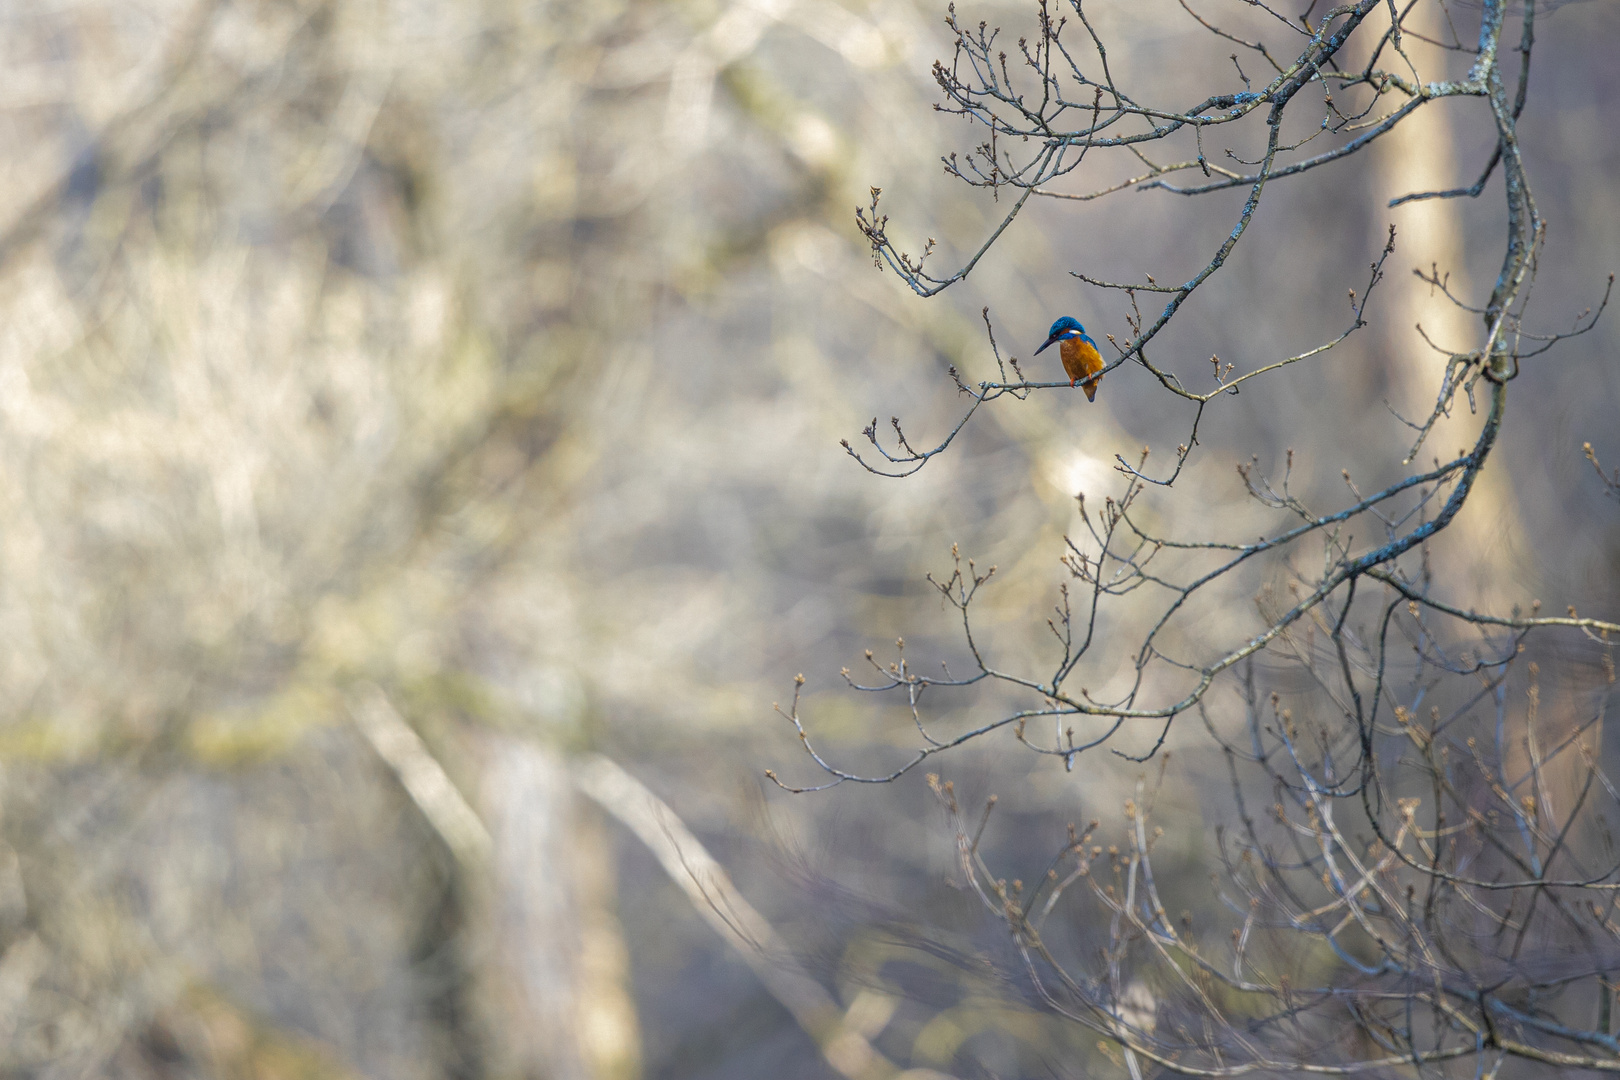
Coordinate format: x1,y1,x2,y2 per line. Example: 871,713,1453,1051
0,1,1615,1077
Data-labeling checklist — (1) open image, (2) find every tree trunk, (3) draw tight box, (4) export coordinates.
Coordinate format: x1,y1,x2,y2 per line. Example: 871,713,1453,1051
473,734,641,1080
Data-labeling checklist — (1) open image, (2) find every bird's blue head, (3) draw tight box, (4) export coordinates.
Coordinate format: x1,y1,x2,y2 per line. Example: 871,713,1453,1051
1035,315,1088,354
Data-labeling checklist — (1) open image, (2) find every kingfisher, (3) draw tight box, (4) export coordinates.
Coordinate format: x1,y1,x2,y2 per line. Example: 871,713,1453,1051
1034,316,1104,401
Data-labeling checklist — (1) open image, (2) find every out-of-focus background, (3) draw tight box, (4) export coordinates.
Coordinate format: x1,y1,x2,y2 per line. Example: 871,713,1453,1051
0,1,1615,1077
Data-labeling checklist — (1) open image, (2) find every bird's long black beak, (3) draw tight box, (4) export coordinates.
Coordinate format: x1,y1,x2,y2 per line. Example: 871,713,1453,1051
1034,333,1061,356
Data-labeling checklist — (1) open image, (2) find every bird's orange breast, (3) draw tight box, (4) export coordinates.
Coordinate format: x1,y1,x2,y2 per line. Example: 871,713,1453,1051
1060,337,1104,401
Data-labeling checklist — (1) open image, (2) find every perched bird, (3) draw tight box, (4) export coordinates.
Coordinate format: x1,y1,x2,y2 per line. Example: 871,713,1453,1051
1034,316,1104,401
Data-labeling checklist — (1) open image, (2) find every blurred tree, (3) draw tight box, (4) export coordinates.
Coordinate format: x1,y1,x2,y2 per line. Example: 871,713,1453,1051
0,0,651,1073
0,0,1043,1076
